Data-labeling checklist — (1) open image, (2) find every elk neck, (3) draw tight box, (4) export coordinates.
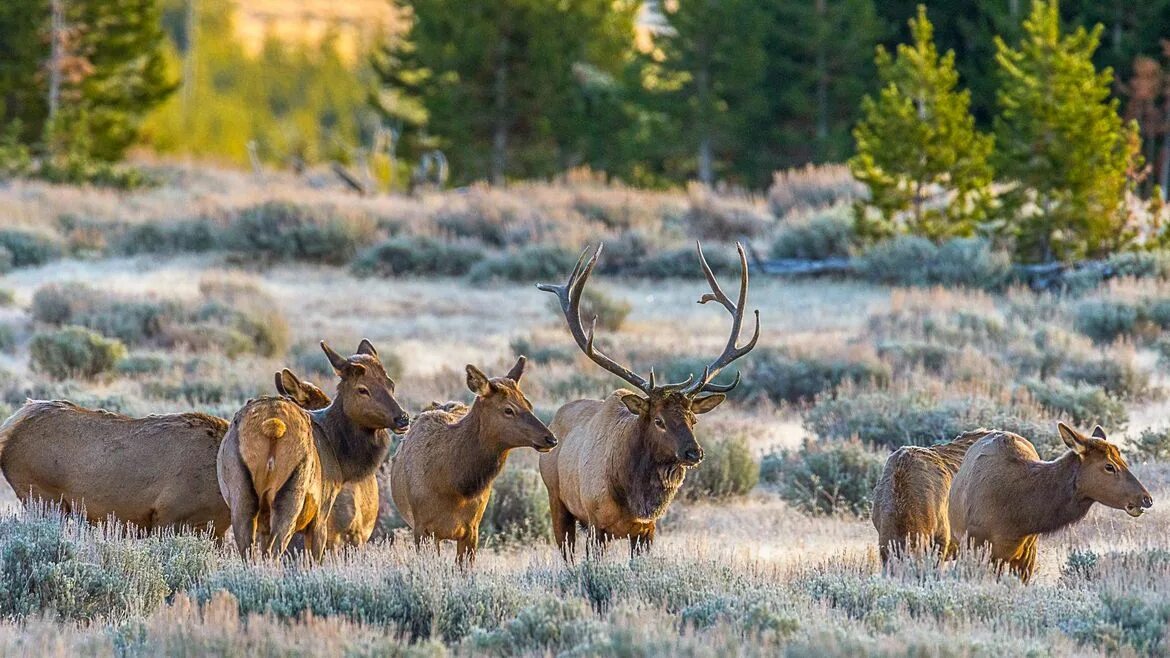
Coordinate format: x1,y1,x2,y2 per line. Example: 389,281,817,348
448,399,511,498
310,398,391,483
611,414,682,521
1014,450,1094,536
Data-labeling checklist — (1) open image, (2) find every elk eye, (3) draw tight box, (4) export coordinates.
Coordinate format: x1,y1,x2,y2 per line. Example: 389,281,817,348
1104,463,1117,474
504,406,515,416
357,386,370,396
654,417,666,430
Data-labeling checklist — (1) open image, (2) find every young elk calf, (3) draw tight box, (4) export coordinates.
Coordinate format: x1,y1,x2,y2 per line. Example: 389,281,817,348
948,423,1153,583
274,369,379,549
872,429,988,563
389,356,557,564
218,340,409,559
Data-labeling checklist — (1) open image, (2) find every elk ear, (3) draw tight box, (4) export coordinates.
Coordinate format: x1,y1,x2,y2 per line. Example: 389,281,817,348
1058,422,1088,454
621,393,649,417
321,341,348,372
277,369,305,402
356,339,378,358
466,364,493,396
274,371,289,397
506,355,527,382
1092,425,1107,440
691,393,727,415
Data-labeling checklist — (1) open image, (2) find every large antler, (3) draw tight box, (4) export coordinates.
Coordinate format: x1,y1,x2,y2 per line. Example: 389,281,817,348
682,242,760,396
537,245,659,394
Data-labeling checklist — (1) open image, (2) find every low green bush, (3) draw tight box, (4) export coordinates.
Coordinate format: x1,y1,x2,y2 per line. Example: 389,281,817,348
1127,427,1170,463
222,201,375,265
679,435,759,501
468,245,579,283
1023,379,1127,430
855,236,1011,290
739,349,890,404
760,439,883,517
1056,354,1147,399
351,236,486,277
0,229,62,268
481,466,551,544
874,341,959,374
769,206,857,260
1073,300,1142,344
509,335,575,365
114,219,219,256
0,323,16,353
29,326,126,379
633,244,740,279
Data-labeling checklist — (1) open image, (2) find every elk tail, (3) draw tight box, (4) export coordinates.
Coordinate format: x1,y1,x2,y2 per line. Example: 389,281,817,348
260,418,287,473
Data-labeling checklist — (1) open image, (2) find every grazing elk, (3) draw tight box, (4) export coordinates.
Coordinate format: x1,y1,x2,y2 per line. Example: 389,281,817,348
948,423,1153,583
0,371,335,536
872,429,989,563
537,242,758,557
274,369,379,549
217,340,409,559
390,356,556,564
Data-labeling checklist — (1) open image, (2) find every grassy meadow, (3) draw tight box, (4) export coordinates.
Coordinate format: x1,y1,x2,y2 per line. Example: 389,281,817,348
0,165,1169,655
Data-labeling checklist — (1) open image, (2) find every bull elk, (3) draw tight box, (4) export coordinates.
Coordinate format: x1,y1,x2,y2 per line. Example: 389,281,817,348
537,242,759,556
871,429,989,563
948,423,1153,582
389,356,557,564
0,369,335,536
217,340,409,559
274,369,379,549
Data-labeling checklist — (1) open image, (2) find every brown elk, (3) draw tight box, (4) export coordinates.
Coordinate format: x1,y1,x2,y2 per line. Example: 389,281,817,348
273,369,379,549
871,429,989,563
537,242,758,557
217,340,409,559
948,423,1153,582
0,370,334,536
389,356,557,564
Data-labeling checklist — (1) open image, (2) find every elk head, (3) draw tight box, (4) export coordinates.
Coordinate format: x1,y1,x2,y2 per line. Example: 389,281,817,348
1059,422,1152,518
274,368,332,411
466,355,558,452
321,339,410,434
539,241,759,469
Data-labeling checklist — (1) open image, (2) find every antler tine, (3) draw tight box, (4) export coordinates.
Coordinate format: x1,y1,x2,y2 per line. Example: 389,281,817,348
536,244,651,394
684,242,761,396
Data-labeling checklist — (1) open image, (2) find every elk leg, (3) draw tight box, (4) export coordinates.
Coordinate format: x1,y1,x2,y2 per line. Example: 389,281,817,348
229,491,259,560
629,525,655,557
266,464,309,558
549,495,577,561
456,527,478,568
304,518,329,561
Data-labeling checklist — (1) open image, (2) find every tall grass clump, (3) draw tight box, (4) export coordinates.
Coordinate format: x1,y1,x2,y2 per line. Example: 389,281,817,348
682,184,770,239
760,439,883,516
767,164,865,216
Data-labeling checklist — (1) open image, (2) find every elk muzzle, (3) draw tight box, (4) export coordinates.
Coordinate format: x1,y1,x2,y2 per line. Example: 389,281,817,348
679,445,704,467
1127,493,1154,518
392,413,410,434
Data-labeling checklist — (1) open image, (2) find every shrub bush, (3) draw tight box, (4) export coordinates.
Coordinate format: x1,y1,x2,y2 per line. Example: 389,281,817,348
1023,379,1127,430
543,286,630,332
0,229,63,268
480,466,550,544
114,219,219,256
769,206,857,260
1056,354,1147,399
874,341,959,374
0,323,16,353
632,244,740,279
509,335,574,365
351,236,486,277
222,201,374,264
1073,300,1142,344
1127,427,1170,463
468,245,579,283
679,435,759,501
29,326,126,379
767,164,865,216
682,185,770,239
760,439,883,517
855,236,1011,290
738,349,890,404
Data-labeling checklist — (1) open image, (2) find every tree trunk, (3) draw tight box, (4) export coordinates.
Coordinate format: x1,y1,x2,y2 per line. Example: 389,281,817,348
47,0,64,123
1160,93,1170,197
490,39,509,186
814,0,829,151
696,23,713,186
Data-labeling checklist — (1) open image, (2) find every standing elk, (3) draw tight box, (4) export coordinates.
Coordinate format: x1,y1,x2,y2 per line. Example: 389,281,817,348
217,340,409,559
872,429,989,563
948,423,1153,582
389,356,557,564
537,242,759,557
0,368,335,536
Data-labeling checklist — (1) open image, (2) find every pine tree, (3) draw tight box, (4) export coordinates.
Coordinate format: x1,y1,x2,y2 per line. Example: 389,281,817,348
850,5,994,242
994,0,1141,262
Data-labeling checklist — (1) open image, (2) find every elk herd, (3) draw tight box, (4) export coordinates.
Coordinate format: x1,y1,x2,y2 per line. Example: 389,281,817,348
0,240,1156,582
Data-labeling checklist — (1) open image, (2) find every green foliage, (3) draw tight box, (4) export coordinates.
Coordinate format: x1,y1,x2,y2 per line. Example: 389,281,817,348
1023,379,1127,429
113,220,218,256
760,439,884,517
480,466,551,544
993,0,1141,262
1127,427,1170,463
735,349,890,404
0,230,63,268
29,326,126,379
468,246,579,283
632,244,740,279
770,206,858,260
222,202,375,265
851,6,994,241
679,435,759,502
855,235,1011,289
351,236,486,277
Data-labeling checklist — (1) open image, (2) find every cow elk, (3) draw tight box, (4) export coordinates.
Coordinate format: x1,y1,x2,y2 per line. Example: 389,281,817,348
537,242,759,557
217,340,409,559
948,423,1153,582
390,356,557,564
872,429,988,563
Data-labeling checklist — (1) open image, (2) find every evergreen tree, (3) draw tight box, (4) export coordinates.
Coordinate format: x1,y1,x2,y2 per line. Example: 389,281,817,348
377,0,638,185
850,5,994,241
994,0,1140,262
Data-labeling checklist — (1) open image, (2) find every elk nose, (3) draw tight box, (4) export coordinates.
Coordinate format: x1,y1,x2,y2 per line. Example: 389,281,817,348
544,435,558,448
393,414,410,431
1143,495,1154,509
683,447,703,464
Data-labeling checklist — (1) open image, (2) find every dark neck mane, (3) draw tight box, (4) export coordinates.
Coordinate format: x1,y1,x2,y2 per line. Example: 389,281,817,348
310,398,391,483
612,417,684,521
